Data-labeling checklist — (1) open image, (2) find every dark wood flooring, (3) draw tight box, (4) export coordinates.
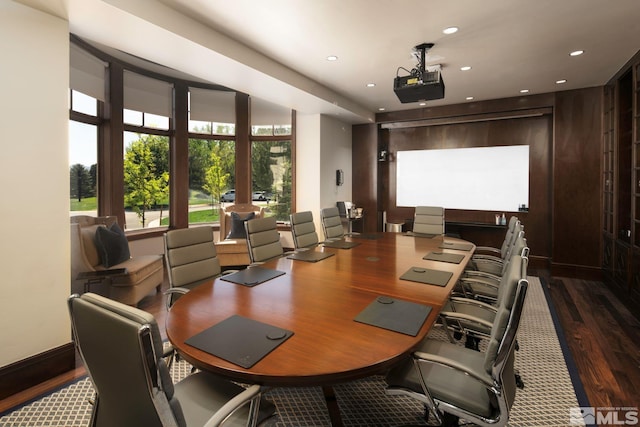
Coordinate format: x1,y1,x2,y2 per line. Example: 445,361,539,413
1,272,638,418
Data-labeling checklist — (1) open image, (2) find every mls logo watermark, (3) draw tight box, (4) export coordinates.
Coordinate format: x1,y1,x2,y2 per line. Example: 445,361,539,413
570,407,639,425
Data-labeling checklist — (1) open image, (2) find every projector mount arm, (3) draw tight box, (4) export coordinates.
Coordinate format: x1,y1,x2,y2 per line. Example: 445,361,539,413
413,42,434,79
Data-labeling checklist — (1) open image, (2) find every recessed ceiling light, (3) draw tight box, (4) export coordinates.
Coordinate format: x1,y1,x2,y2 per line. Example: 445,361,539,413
520,89,530,93
460,66,472,71
466,96,474,100
326,55,338,61
556,79,567,84
443,26,459,34
378,107,386,111
419,102,427,106
366,83,376,87
570,50,584,57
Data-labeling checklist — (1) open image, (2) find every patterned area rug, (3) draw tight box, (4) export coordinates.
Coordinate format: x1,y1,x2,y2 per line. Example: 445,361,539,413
0,277,585,427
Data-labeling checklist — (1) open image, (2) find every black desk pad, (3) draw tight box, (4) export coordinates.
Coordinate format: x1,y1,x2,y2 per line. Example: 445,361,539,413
352,233,383,240
322,239,360,249
400,267,453,287
287,251,335,262
439,241,474,251
185,315,293,368
220,267,285,287
423,251,465,264
404,231,437,238
354,296,432,336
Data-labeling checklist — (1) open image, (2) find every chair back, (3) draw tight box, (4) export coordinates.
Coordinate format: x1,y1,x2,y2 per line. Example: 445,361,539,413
413,206,444,235
245,216,283,263
482,255,529,417
68,293,180,427
320,207,344,239
164,226,220,289
290,211,319,249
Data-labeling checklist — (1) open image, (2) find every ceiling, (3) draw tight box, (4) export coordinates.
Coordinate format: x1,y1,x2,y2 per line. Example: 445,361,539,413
18,0,640,124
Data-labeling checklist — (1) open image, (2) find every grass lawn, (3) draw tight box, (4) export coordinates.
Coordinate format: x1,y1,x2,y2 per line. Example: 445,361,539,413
70,197,97,211
160,208,220,226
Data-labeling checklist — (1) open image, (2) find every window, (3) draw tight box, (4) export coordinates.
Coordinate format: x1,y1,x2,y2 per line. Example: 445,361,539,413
251,140,291,221
123,132,170,230
189,88,235,136
251,97,293,221
69,118,98,214
188,138,235,224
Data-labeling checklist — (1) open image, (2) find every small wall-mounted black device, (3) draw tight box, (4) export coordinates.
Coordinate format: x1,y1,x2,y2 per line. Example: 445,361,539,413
336,169,344,186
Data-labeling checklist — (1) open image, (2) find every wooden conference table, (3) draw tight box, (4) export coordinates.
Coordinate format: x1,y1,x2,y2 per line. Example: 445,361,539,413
166,232,474,424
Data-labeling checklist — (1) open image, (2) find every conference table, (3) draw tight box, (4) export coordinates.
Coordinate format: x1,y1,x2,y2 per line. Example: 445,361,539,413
166,232,475,425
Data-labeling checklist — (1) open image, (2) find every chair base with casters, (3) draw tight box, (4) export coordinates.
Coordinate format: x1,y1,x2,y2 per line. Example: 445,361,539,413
68,292,276,427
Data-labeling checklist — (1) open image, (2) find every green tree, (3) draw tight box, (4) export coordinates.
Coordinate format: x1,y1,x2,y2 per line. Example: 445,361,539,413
251,142,274,191
124,139,168,228
273,159,292,221
203,151,229,210
69,163,93,201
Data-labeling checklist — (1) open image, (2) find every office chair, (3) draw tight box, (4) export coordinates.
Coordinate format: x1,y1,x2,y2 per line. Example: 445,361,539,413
320,207,345,240
386,265,528,427
469,217,521,275
68,292,275,427
164,226,230,309
290,211,320,249
413,206,445,235
459,232,528,303
440,255,528,348
245,216,284,264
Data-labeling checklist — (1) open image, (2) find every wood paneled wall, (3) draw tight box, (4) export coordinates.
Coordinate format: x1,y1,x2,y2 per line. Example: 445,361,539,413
353,88,603,277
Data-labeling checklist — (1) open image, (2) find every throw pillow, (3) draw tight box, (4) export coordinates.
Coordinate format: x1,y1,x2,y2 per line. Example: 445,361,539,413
94,222,131,268
226,211,256,239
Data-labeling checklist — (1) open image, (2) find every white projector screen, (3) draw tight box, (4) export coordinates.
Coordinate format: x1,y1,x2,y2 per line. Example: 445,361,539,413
396,145,529,211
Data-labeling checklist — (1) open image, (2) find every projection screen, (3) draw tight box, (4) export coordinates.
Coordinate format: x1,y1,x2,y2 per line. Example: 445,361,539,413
396,145,529,212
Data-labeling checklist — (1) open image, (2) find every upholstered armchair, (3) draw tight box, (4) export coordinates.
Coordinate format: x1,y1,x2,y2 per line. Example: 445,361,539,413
216,204,265,267
70,215,163,306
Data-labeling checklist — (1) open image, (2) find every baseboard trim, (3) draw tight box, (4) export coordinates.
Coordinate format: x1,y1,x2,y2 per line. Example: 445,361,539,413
550,262,603,280
0,343,75,400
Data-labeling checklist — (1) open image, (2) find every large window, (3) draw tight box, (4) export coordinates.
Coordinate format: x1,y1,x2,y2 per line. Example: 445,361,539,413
251,98,293,221
187,138,235,225
69,41,295,233
69,90,99,215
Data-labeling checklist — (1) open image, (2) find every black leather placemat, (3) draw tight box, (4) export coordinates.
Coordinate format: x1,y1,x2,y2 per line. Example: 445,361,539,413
399,267,453,287
287,251,335,262
220,267,285,287
185,315,293,368
322,240,360,249
404,231,437,238
354,296,432,336
423,252,465,264
439,241,474,251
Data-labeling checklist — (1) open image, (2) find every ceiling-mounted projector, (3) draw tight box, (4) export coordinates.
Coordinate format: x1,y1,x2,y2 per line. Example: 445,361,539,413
394,42,445,103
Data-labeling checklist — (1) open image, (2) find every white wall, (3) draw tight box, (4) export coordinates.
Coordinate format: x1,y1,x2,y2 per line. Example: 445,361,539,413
296,113,352,239
0,3,71,367
320,115,352,210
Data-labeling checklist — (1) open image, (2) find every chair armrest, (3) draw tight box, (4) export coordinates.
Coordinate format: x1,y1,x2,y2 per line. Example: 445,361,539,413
438,311,494,329
413,351,494,389
203,384,263,427
459,277,500,290
463,270,501,283
164,287,190,310
449,296,498,313
473,246,501,256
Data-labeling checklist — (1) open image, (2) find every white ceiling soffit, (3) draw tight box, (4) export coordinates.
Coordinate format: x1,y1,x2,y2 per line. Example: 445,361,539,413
67,0,375,124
